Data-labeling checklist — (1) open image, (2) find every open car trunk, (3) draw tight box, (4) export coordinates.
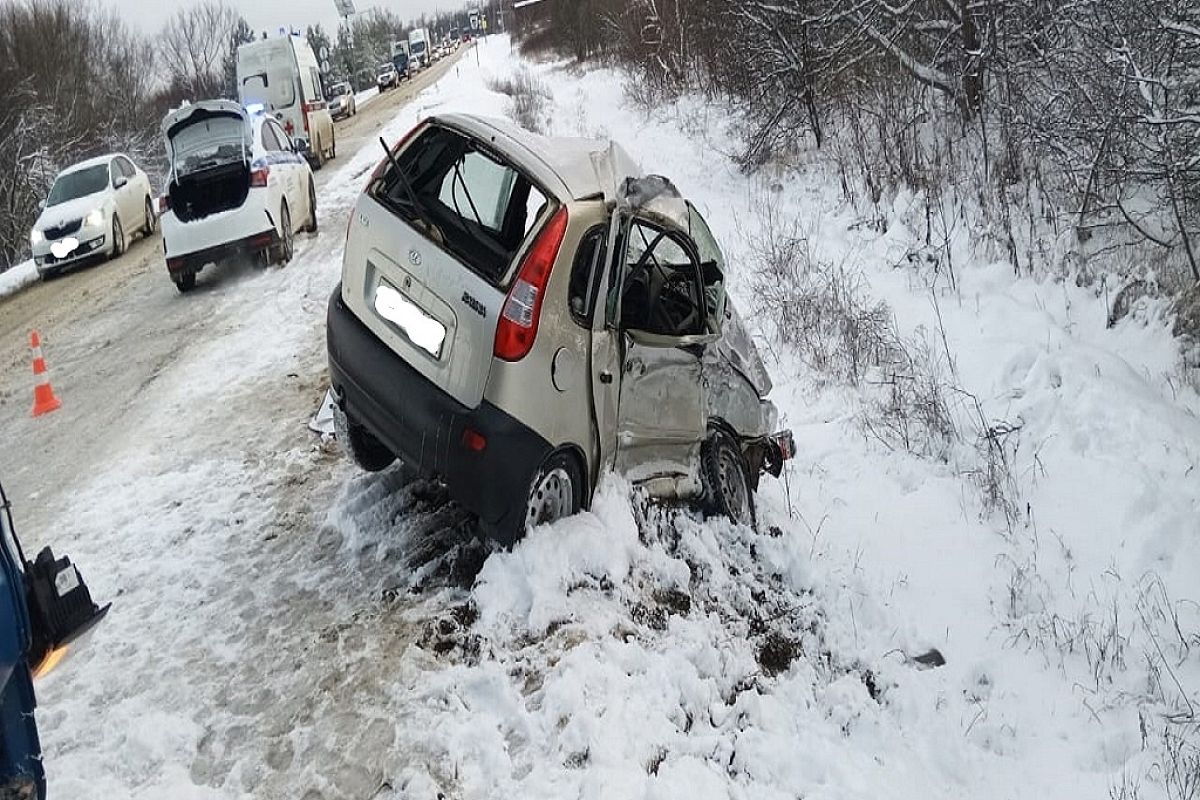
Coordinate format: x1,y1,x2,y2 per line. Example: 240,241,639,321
169,162,251,223
162,100,253,223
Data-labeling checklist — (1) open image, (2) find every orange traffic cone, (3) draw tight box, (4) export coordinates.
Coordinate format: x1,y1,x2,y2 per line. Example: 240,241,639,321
31,330,62,417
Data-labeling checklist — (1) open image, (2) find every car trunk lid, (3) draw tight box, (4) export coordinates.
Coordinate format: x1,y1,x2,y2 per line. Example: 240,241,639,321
343,194,505,410
161,101,253,223
341,121,559,410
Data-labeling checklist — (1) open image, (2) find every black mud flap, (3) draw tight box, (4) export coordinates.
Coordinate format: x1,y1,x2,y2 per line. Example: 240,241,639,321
743,429,796,489
23,548,110,670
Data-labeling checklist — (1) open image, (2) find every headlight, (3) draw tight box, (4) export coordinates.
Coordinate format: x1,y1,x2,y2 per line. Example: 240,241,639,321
84,209,104,228
30,229,44,246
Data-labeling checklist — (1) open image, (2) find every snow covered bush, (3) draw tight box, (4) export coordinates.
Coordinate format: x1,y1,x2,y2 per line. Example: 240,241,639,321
487,68,552,133
748,207,959,461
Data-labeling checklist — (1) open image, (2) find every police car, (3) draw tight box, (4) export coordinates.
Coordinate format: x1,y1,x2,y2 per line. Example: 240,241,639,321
159,100,318,292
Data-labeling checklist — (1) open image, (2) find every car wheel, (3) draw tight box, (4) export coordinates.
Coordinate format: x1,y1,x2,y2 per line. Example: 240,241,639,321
329,132,336,160
700,431,757,529
332,402,395,471
276,202,293,264
312,136,325,170
174,272,196,293
142,196,156,235
303,180,317,233
110,214,124,259
523,451,583,535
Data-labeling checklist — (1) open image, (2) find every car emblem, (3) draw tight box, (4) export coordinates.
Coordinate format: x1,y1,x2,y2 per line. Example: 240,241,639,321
408,249,422,266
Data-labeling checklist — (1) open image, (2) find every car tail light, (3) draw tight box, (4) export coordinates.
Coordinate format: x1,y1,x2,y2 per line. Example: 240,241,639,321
494,206,569,362
250,167,270,187
157,195,170,213
461,428,487,452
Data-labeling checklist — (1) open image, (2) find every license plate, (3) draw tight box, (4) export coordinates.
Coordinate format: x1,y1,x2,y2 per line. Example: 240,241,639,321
50,238,79,259
374,281,446,358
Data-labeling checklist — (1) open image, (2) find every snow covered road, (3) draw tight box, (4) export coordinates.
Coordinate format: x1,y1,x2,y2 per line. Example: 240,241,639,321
1,35,1197,800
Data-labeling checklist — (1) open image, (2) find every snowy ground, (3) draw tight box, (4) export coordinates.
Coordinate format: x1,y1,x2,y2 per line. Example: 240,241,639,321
0,259,37,299
16,35,1200,800
353,86,379,110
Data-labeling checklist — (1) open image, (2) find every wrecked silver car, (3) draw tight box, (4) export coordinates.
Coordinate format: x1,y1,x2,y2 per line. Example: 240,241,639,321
326,114,793,540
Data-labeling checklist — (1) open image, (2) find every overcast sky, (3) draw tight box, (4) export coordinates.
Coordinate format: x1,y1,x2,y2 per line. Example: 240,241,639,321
98,0,471,40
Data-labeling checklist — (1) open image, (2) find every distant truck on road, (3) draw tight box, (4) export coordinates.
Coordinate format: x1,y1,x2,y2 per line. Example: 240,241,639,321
408,28,430,69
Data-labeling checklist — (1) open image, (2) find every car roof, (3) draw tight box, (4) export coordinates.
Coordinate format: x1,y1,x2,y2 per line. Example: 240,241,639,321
60,154,120,175
434,113,643,204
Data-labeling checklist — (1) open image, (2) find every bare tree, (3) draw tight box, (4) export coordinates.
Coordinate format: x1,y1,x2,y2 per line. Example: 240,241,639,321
0,0,158,270
157,1,240,100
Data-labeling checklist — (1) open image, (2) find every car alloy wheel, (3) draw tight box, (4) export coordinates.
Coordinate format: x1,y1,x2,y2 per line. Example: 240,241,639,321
143,196,156,234
279,203,293,264
111,215,123,258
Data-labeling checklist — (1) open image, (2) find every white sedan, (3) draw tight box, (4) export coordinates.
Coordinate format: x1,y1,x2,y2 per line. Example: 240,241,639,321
30,154,156,278
160,100,317,293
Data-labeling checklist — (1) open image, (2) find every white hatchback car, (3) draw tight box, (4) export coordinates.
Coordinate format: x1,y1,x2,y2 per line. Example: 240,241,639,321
160,100,317,292
30,154,156,278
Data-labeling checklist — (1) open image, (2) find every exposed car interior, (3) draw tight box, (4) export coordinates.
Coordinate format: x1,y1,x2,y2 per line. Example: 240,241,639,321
372,124,548,285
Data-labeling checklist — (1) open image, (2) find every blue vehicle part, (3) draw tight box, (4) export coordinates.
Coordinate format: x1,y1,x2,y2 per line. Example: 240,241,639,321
0,482,44,799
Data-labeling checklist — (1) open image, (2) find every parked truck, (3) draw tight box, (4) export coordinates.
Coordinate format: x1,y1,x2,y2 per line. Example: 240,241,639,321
408,28,430,70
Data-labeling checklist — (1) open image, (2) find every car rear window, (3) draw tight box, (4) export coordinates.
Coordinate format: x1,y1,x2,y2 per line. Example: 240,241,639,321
369,124,550,285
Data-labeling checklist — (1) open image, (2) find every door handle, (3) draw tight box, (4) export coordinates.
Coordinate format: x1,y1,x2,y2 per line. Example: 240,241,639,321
598,370,613,384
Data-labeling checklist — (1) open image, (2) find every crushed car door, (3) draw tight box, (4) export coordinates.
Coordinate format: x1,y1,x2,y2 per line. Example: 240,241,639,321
612,218,708,481
588,211,624,478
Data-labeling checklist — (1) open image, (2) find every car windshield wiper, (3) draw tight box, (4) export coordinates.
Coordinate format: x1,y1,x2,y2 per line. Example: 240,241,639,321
378,136,443,240
377,137,482,258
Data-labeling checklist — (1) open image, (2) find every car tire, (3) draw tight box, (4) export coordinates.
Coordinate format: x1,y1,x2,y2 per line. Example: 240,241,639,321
312,136,325,170
142,196,156,235
274,202,293,265
303,181,318,233
522,451,584,536
700,430,757,529
332,402,395,472
174,272,196,293
329,132,336,160
109,214,124,259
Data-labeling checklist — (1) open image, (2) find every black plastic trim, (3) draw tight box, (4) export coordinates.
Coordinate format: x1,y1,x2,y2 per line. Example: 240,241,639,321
326,285,552,541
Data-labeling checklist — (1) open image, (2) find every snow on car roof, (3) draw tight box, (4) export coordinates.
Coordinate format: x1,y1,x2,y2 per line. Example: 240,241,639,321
436,113,643,203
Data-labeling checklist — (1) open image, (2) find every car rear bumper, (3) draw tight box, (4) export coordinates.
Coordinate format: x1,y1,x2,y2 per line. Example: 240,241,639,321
326,285,551,541
164,230,278,275
161,199,276,273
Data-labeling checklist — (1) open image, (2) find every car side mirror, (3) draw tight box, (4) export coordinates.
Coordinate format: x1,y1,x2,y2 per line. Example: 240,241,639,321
113,176,128,189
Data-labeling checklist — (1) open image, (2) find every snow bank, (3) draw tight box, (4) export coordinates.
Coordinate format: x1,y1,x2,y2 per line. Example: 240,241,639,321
0,259,37,298
354,86,379,110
